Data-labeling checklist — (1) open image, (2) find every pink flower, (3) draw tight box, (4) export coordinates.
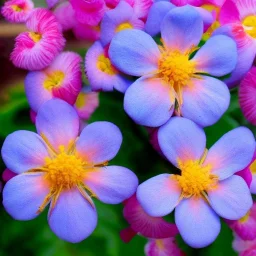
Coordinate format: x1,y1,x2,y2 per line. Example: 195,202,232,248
25,51,82,113
239,66,256,125
120,194,179,242
73,23,101,41
171,0,203,6
233,235,256,256
145,238,185,256
1,0,34,23
227,203,256,240
11,8,65,70
2,169,17,182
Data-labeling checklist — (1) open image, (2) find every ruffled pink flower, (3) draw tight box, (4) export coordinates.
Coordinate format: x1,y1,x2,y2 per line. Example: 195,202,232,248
11,8,65,71
239,66,256,125
170,0,203,6
73,22,101,41
25,51,82,113
145,238,185,256
1,0,34,23
124,0,153,20
233,235,256,256
120,194,179,242
2,169,17,182
227,203,256,240
74,87,99,121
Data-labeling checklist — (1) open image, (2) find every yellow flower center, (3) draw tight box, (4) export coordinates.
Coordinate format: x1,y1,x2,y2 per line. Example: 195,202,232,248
243,15,256,39
97,54,117,75
174,159,217,198
29,32,42,43
115,22,133,32
239,210,250,223
158,50,196,88
156,240,165,250
11,5,23,12
250,159,256,174
75,92,86,109
43,71,65,90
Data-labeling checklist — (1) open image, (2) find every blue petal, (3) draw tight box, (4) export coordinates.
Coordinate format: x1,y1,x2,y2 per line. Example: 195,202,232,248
161,5,203,52
144,1,174,37
193,35,237,77
48,188,97,243
208,175,253,220
158,117,206,167
109,29,160,76
124,76,174,127
3,173,50,220
181,76,230,127
1,131,49,174
175,197,221,248
204,127,255,180
137,174,181,217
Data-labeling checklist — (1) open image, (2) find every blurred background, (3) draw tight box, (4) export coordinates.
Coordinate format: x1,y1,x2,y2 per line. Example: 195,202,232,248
0,0,255,255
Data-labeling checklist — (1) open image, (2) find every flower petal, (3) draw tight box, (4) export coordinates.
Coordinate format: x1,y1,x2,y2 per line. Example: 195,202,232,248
83,166,138,204
204,127,255,180
161,5,203,52
251,174,256,194
1,131,49,174
36,99,80,152
137,174,181,217
109,29,160,76
144,1,175,37
48,188,97,243
158,117,206,167
75,122,122,164
3,173,50,220
124,76,174,127
175,197,221,248
181,76,230,127
208,175,253,220
193,35,237,77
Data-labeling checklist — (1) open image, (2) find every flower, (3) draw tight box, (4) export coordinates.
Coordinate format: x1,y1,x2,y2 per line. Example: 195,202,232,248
100,1,144,46
109,5,237,127
46,0,60,8
226,202,256,241
10,8,65,71
2,169,17,182
136,117,254,248
120,194,179,242
145,238,185,256
85,41,132,92
1,0,34,23
1,99,138,243
25,51,82,113
171,0,202,6
233,234,256,256
213,0,256,88
239,66,256,126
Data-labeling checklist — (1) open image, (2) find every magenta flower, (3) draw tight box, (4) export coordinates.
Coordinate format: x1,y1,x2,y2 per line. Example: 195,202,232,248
1,99,138,243
109,5,237,127
227,202,256,241
120,194,178,242
11,8,65,71
25,51,82,113
100,1,144,46
1,0,34,23
233,234,256,256
171,0,202,6
2,169,17,182
137,117,254,248
239,66,256,126
86,41,132,92
145,238,185,256
213,0,256,87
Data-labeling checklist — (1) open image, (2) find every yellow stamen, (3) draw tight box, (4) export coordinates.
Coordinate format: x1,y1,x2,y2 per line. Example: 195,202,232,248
115,22,133,32
29,32,42,43
239,211,250,223
75,92,86,109
243,15,256,39
250,159,256,174
11,5,23,12
43,71,65,90
174,159,218,198
97,54,117,75
156,240,165,250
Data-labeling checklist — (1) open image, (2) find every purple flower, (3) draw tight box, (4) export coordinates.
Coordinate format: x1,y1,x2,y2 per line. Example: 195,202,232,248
109,5,237,127
137,117,254,248
1,99,138,243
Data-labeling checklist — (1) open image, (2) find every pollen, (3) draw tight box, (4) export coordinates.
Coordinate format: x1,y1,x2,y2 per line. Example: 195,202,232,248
243,15,256,39
174,160,218,198
75,92,86,109
43,71,65,90
239,211,250,223
29,32,42,43
11,5,23,12
115,22,133,32
97,54,117,75
250,159,256,174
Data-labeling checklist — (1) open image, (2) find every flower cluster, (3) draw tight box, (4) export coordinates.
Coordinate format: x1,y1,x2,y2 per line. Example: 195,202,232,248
1,0,256,254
